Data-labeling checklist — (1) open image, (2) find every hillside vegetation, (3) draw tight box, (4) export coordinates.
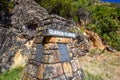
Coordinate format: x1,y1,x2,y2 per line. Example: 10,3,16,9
0,67,23,80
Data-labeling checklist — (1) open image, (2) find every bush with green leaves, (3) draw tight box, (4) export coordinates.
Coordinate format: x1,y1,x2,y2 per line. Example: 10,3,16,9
87,4,120,50
0,67,23,80
35,0,77,19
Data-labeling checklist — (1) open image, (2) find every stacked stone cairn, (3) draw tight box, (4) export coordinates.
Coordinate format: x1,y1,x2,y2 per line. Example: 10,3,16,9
22,15,85,80
22,41,85,80
10,0,87,80
22,16,85,80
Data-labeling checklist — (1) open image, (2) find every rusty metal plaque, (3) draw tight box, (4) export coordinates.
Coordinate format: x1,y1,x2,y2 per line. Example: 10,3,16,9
34,44,44,62
58,44,70,62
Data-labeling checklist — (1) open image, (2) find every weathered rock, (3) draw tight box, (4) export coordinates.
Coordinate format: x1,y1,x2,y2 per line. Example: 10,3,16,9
85,29,105,50
11,0,49,27
22,36,85,80
106,46,116,52
0,26,34,73
77,8,90,26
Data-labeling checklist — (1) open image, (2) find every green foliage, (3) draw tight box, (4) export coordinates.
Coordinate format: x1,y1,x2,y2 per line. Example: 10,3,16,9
36,0,77,19
0,67,23,80
87,4,120,50
35,0,95,20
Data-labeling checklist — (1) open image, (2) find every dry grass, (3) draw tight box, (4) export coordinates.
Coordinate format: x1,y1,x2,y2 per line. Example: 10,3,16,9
80,51,120,80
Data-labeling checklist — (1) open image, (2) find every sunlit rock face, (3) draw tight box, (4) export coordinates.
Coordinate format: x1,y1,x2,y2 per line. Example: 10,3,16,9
0,27,16,73
0,26,33,73
11,0,49,41
11,0,49,28
0,0,74,74
0,0,49,73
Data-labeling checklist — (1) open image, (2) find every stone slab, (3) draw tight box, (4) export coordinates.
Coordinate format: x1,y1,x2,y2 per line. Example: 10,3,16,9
44,43,58,50
38,63,44,79
26,64,39,77
62,62,73,79
45,37,71,43
43,63,63,79
70,60,78,72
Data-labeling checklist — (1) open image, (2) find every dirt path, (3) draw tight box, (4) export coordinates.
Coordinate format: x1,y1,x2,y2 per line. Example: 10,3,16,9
80,51,120,80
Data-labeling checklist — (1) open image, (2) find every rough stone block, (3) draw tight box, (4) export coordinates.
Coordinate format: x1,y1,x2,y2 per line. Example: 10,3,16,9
38,63,44,79
42,55,51,63
44,50,60,55
29,60,40,67
72,75,81,80
59,74,67,80
71,48,77,56
43,50,52,55
73,71,78,77
33,36,44,44
69,52,73,58
77,69,82,77
53,77,60,80
26,64,38,77
62,62,73,79
43,64,53,79
30,54,36,60
55,63,64,76
21,72,29,80
52,50,61,63
67,43,75,49
22,74,38,80
75,59,81,70
42,50,60,63
70,60,77,72
43,63,63,79
44,43,58,50
45,37,71,43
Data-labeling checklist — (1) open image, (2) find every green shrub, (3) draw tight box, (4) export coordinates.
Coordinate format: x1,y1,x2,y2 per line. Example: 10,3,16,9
36,0,77,19
0,67,23,80
87,4,120,50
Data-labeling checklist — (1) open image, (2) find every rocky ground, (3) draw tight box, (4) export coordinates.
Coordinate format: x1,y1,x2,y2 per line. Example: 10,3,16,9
80,51,120,80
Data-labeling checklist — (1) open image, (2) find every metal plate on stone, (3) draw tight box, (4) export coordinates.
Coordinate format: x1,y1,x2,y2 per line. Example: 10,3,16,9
58,44,70,62
34,44,44,62
46,28,77,38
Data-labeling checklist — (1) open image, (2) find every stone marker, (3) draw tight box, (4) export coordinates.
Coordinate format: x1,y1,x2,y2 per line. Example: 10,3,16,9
22,27,85,80
19,0,85,80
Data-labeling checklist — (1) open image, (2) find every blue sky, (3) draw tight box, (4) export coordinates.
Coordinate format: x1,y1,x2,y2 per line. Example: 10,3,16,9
101,0,120,3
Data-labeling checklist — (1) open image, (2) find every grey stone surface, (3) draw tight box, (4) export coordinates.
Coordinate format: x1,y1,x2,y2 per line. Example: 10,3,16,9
26,64,39,77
